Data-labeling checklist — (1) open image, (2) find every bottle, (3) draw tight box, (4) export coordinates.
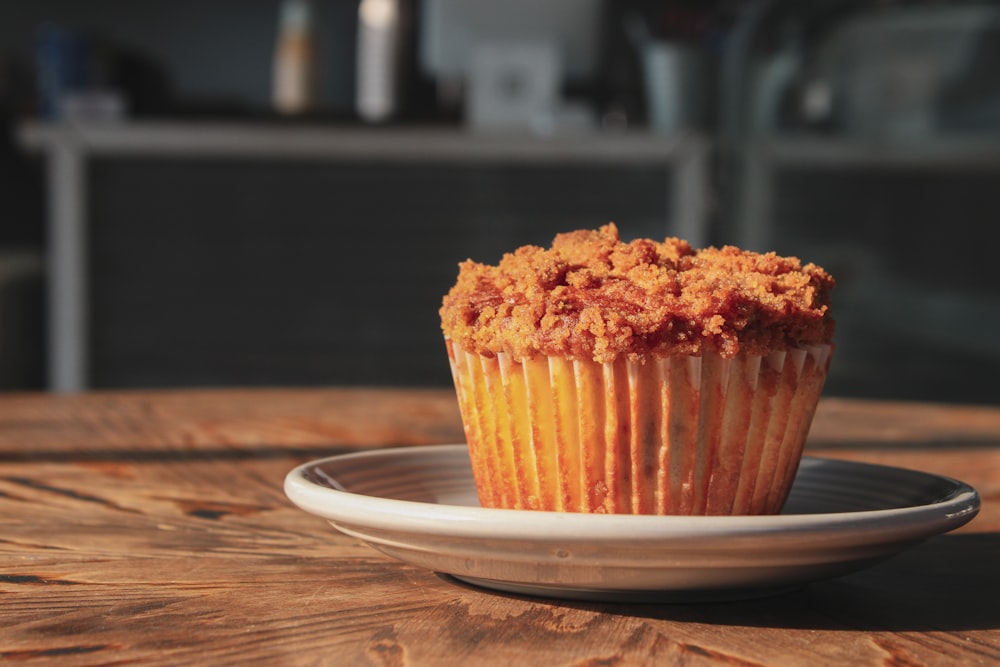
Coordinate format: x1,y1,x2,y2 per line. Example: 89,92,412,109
356,0,402,122
273,0,316,115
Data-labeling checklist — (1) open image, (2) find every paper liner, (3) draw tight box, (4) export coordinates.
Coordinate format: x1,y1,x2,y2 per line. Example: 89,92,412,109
445,339,832,515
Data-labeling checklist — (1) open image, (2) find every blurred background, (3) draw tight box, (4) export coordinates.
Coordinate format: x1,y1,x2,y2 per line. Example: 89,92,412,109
0,0,998,405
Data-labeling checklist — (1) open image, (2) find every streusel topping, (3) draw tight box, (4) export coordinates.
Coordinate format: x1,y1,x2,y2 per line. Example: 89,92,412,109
440,224,834,362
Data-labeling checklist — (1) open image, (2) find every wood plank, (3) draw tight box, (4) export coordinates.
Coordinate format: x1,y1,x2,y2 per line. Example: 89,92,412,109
0,388,465,452
0,390,997,666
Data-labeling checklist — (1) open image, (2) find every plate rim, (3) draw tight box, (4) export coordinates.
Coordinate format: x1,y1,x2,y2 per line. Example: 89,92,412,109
284,444,981,544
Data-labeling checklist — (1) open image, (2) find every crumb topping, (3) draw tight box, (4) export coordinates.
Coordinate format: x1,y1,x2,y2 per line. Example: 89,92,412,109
440,224,835,362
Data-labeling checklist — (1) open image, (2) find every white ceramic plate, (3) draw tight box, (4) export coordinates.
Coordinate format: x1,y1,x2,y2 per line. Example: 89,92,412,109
284,445,980,602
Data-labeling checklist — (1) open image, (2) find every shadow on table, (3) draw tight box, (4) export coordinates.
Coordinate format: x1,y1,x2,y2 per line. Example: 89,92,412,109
447,532,999,633
591,532,1000,632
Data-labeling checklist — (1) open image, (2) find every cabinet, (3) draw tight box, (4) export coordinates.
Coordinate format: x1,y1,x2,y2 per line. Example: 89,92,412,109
729,136,1000,402
21,122,711,391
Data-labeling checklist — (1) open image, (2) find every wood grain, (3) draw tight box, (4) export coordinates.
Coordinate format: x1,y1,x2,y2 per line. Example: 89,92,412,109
0,389,997,666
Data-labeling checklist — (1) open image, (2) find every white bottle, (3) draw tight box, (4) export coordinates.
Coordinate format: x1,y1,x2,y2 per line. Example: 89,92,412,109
273,0,316,115
356,0,402,122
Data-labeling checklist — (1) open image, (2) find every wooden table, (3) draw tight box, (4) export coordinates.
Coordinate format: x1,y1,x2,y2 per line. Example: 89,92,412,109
1,388,997,666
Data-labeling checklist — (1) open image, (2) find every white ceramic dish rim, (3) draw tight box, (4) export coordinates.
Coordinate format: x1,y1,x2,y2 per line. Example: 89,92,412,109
284,444,980,545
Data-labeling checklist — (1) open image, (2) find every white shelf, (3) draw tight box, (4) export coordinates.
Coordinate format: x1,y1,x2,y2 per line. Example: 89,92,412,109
19,121,707,165
747,135,1000,169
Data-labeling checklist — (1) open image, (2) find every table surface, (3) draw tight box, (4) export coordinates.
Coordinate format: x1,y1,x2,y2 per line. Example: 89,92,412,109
1,388,997,666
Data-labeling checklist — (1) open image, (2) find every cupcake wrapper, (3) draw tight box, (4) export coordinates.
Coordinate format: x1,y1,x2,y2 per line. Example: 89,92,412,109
445,339,832,515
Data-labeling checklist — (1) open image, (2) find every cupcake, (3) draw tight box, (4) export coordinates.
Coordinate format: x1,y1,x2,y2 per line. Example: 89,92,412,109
440,224,834,515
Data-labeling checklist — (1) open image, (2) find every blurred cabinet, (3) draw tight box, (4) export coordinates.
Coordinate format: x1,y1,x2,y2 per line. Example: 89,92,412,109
729,136,1000,403
21,122,710,391
717,0,1000,404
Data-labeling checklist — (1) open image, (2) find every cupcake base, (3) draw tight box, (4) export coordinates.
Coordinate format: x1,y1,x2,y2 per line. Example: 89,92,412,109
445,339,832,515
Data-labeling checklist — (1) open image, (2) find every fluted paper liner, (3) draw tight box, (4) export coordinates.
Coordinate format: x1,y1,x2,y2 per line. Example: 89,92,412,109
446,339,832,515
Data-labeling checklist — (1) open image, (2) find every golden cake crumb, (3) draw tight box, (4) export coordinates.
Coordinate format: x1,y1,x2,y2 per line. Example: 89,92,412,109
440,223,834,363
